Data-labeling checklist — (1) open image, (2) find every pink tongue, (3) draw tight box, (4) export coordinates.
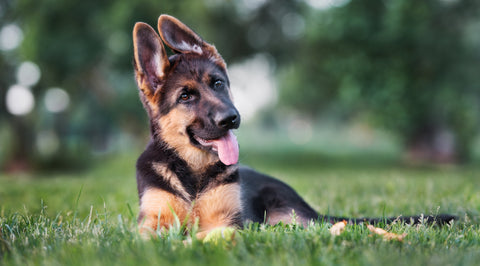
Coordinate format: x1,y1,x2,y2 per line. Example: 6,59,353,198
212,130,239,165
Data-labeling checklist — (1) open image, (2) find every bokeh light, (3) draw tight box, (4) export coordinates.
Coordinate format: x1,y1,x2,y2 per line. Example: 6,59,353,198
305,0,350,10
0,24,23,51
6,85,35,116
16,61,41,87
44,88,70,113
281,13,305,40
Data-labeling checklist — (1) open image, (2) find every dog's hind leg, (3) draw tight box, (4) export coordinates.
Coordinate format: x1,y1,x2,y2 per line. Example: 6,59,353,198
240,167,319,227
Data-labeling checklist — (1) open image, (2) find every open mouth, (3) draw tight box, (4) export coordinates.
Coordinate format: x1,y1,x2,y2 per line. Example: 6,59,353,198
193,135,219,152
189,129,239,166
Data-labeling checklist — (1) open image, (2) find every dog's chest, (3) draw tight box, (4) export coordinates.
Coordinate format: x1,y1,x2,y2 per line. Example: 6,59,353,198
139,181,242,229
141,162,242,228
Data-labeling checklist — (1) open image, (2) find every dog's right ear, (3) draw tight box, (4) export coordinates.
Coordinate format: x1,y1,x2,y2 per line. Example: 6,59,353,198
157,15,224,66
133,22,170,111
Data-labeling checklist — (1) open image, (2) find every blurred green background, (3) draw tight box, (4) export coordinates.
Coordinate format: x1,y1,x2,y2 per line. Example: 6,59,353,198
1,0,480,172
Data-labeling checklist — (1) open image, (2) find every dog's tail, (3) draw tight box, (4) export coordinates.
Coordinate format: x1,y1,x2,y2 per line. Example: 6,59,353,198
239,168,458,227
320,213,457,225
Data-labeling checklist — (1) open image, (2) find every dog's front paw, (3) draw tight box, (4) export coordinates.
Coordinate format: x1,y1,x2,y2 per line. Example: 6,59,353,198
201,227,236,244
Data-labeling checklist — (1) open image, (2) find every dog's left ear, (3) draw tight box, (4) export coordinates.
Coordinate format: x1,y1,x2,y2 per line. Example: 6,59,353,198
158,15,223,62
133,22,170,115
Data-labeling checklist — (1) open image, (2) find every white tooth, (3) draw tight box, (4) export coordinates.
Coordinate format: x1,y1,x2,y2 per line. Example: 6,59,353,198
195,136,213,146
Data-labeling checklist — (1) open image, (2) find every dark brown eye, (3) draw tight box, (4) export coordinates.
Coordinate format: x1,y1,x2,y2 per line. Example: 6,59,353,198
179,92,192,102
213,80,224,90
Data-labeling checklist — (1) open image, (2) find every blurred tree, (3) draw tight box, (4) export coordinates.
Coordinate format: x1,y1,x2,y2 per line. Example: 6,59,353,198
280,0,480,163
0,0,303,171
6,0,476,169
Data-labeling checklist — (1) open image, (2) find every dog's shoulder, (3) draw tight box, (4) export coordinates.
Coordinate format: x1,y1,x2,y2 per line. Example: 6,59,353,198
136,141,194,199
136,141,171,176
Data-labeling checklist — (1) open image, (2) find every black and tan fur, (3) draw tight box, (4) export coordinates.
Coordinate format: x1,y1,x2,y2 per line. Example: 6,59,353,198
132,15,455,238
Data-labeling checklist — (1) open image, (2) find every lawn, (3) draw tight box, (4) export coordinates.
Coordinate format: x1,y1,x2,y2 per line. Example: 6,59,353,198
1,148,480,265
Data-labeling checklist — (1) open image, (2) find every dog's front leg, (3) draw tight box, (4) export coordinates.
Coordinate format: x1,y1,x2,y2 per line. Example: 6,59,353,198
194,183,242,240
138,188,190,236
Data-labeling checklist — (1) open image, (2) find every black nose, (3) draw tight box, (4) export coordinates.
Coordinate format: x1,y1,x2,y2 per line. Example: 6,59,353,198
215,109,240,129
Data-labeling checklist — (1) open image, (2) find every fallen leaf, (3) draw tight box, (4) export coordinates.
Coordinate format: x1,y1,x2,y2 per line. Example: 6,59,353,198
330,220,347,236
367,225,406,241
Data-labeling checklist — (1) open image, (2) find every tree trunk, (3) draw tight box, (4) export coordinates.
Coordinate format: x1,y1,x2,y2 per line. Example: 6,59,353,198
404,126,459,164
3,116,35,172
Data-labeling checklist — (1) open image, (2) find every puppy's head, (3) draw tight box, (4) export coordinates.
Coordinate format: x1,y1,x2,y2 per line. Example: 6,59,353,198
133,15,240,168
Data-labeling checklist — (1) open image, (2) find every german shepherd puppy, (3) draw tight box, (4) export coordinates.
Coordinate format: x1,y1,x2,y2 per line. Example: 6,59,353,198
132,15,455,238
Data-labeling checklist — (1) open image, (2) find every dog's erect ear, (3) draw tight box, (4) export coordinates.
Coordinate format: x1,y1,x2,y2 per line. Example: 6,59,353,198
133,22,170,104
158,15,223,62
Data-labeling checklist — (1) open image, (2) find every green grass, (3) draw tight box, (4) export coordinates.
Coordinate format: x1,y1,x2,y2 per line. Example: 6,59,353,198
1,151,480,265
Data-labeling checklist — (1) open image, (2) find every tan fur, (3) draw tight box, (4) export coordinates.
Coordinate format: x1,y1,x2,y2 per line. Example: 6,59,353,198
194,183,242,238
139,182,241,239
159,108,218,173
152,162,190,200
139,188,191,235
136,81,161,115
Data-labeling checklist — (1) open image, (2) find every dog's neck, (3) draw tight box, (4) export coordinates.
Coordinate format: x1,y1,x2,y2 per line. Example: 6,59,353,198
175,145,220,175
144,139,239,198
151,137,229,176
